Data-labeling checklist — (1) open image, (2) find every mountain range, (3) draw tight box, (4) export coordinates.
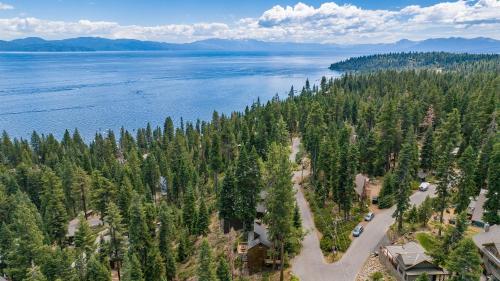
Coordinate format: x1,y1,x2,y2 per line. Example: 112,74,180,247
0,36,499,53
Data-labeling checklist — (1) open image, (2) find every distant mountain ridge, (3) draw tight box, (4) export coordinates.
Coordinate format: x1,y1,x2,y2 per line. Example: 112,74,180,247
0,36,499,53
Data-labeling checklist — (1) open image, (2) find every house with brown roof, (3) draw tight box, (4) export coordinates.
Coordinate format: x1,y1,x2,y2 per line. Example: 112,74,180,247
473,225,500,281
380,242,449,281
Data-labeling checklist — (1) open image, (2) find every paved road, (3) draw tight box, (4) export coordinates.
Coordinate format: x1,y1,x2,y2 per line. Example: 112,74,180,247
290,138,436,281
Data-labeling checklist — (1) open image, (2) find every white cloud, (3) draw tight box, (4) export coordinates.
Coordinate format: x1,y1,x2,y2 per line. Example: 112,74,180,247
0,2,13,10
0,1,499,43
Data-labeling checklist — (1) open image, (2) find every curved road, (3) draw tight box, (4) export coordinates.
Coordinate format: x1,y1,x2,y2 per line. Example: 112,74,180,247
289,138,436,281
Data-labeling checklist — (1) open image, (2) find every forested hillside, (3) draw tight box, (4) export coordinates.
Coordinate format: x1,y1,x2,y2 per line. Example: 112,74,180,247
330,52,500,72
0,54,498,281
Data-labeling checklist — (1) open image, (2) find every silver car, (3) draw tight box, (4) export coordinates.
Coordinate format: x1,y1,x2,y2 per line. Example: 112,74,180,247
352,225,364,237
364,212,375,221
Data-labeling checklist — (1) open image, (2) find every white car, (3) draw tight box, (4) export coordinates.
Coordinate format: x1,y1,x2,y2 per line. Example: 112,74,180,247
419,182,430,191
364,212,375,221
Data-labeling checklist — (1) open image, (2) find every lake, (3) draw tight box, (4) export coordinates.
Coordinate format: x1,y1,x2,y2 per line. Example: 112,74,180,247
0,51,345,141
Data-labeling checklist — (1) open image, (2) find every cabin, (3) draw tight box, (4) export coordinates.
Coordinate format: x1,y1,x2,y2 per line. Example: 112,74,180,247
238,221,273,274
473,225,500,281
380,242,448,281
355,173,370,201
66,211,103,244
467,189,488,227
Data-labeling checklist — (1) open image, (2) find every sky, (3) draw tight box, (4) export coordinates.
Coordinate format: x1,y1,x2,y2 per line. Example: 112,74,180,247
0,0,499,44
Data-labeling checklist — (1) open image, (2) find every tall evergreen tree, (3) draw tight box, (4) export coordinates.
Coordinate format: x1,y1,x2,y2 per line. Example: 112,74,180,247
158,204,176,281
41,169,68,245
235,148,262,231
393,132,413,232
455,146,476,213
483,141,499,224
265,143,294,281
197,240,216,281
105,202,125,280
216,257,231,281
128,197,150,266
121,253,144,281
86,255,111,281
420,126,434,171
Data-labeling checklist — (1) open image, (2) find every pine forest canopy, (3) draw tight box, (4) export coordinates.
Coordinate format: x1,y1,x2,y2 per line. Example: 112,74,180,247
330,52,500,72
0,52,498,281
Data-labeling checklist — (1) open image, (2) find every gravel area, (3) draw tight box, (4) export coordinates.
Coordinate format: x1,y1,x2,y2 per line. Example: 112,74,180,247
356,255,395,281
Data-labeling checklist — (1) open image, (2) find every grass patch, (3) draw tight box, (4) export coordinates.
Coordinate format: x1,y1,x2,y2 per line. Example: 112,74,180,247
416,232,435,252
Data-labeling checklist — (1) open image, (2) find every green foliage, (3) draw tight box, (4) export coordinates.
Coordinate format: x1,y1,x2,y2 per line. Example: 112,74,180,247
197,240,216,281
370,271,384,281
415,273,430,281
330,52,500,72
484,141,500,224
446,238,482,281
86,255,111,281
216,257,231,281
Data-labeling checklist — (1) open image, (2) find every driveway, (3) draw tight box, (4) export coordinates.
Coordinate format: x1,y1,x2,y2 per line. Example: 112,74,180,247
290,138,436,281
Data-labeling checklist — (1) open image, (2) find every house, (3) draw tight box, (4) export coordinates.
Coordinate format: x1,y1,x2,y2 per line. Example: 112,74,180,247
380,242,449,281
472,225,500,281
66,211,103,244
244,221,273,274
355,173,370,200
467,189,488,227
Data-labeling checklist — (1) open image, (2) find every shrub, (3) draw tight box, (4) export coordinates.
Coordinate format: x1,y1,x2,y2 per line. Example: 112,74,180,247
371,271,384,281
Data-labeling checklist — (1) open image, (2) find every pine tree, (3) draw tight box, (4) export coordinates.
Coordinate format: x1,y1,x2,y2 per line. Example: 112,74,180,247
216,257,231,281
105,202,125,280
86,255,111,281
265,143,294,281
177,229,189,263
235,147,262,231
5,192,44,280
24,264,48,281
455,146,476,213
420,126,434,172
483,141,499,224
121,253,144,281
393,132,414,233
378,172,396,208
128,197,151,266
182,184,197,233
446,238,482,281
71,167,91,219
218,167,236,222
197,240,216,281
293,203,301,229
41,169,68,245
144,245,165,281
74,214,96,255
158,204,176,281
210,134,223,192
117,176,133,224
90,171,116,220
197,199,210,236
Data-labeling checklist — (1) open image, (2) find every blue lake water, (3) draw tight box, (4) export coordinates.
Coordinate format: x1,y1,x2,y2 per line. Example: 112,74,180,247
0,51,346,141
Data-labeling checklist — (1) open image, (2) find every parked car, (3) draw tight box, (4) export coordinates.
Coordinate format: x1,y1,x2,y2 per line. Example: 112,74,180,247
364,212,375,221
419,182,430,191
352,225,364,237
371,196,379,204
